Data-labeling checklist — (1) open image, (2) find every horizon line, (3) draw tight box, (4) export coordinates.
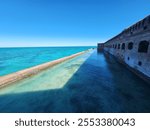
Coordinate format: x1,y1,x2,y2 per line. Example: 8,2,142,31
0,45,97,48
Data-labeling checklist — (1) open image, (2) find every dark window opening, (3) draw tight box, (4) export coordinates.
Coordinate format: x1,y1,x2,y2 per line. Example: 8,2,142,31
138,61,142,66
135,24,137,30
144,26,147,30
138,41,149,53
128,42,133,50
138,22,141,28
128,57,130,60
122,43,125,50
115,45,117,49
118,44,120,49
133,26,135,31
130,27,132,32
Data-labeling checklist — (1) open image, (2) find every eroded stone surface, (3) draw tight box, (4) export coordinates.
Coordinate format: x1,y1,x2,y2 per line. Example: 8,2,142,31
98,15,150,82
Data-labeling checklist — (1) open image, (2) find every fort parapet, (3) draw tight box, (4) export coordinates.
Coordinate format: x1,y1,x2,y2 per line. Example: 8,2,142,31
98,15,150,83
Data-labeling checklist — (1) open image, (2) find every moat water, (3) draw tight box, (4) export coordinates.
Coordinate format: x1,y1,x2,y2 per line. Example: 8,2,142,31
0,50,150,112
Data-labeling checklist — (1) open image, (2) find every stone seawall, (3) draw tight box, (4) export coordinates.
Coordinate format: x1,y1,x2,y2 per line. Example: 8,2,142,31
98,15,150,83
0,50,89,89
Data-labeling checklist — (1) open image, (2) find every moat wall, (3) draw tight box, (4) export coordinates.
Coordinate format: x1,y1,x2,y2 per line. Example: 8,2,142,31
0,50,89,89
98,15,150,83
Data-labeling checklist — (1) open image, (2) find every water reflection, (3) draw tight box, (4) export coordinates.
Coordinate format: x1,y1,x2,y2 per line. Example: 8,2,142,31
0,50,150,112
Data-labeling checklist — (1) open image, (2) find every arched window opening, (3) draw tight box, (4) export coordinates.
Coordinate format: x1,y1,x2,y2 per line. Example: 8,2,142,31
135,24,137,30
118,44,120,49
121,43,125,50
128,42,133,50
138,41,149,53
138,22,141,28
138,61,142,66
144,26,147,30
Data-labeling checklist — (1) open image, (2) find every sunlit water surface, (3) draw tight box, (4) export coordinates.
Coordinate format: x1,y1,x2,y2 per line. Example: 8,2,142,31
0,50,150,112
0,47,93,76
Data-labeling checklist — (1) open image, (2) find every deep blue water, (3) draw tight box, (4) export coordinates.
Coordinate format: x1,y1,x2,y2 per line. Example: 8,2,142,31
0,46,94,76
0,50,150,112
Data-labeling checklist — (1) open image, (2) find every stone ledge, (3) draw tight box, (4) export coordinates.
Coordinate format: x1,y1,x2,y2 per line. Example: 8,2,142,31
0,50,89,89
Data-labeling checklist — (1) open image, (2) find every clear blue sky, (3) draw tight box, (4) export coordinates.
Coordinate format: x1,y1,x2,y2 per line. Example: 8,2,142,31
0,0,150,47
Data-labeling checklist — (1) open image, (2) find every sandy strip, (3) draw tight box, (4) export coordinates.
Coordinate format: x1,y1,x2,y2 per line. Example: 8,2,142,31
0,50,90,89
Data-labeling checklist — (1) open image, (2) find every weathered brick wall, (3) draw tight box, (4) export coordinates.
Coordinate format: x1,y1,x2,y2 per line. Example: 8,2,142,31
102,15,150,79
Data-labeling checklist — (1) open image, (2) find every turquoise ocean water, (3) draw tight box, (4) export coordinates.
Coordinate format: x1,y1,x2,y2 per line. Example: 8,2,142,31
0,46,94,76
0,50,150,112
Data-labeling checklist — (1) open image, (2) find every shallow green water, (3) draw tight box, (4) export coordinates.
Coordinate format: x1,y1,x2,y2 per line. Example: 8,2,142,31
0,50,93,95
0,50,150,113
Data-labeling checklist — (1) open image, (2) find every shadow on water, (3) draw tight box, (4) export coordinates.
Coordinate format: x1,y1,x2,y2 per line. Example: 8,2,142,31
0,50,150,113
